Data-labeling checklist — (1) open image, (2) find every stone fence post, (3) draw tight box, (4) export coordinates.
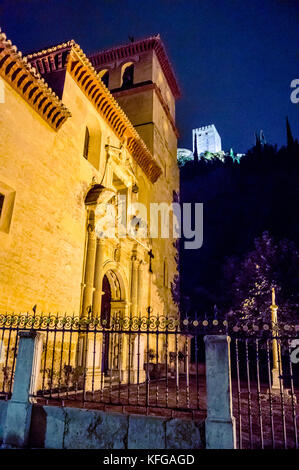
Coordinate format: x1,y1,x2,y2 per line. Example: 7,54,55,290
3,331,43,448
204,335,236,449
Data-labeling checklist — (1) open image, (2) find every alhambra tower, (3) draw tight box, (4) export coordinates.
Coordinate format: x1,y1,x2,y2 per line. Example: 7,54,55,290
89,36,181,314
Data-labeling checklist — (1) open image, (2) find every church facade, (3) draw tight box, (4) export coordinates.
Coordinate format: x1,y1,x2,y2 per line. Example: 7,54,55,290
0,29,180,379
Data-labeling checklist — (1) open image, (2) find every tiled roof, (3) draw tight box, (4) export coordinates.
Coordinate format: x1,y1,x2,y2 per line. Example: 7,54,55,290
0,28,71,130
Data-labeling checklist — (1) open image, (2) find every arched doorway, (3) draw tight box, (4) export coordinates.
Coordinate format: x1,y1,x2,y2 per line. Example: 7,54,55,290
101,274,111,373
99,265,129,378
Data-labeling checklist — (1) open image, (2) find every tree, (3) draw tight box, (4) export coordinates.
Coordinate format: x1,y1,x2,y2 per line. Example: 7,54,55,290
223,232,299,322
180,119,299,315
286,116,294,149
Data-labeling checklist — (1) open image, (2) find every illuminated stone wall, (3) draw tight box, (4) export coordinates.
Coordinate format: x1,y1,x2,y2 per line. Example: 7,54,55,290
0,34,180,322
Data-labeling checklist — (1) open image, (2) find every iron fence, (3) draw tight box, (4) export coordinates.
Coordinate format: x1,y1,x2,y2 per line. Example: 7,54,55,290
230,326,299,449
0,312,298,448
0,312,215,419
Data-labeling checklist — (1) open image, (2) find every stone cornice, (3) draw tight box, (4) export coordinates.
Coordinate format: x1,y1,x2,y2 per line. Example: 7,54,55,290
0,28,71,131
67,44,162,183
88,35,181,100
112,82,179,138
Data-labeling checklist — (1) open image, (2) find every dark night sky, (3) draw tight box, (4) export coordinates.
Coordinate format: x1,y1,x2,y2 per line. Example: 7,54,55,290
0,0,298,153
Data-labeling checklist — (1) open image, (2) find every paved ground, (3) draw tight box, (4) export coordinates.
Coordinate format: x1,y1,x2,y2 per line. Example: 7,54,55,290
231,381,299,449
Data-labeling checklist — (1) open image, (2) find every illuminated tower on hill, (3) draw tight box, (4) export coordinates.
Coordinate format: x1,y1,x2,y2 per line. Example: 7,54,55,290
192,124,221,155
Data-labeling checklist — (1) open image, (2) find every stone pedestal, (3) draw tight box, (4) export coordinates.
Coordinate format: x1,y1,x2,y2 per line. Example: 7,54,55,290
204,335,236,449
3,331,43,448
85,369,104,392
272,367,280,390
262,369,297,404
262,388,296,404
121,368,146,384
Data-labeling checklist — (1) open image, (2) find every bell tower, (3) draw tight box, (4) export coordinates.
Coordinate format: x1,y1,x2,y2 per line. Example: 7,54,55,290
89,36,181,316
88,35,180,173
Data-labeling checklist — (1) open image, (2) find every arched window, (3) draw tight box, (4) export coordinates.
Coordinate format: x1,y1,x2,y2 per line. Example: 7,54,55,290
0,181,16,234
121,62,134,89
83,126,90,159
82,120,102,169
102,71,109,87
0,193,4,218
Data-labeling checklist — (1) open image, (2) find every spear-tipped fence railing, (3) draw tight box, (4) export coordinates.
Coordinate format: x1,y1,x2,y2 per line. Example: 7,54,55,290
0,311,298,448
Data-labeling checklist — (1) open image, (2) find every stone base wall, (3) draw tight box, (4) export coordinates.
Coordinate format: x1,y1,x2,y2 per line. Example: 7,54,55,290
0,401,7,443
26,404,205,449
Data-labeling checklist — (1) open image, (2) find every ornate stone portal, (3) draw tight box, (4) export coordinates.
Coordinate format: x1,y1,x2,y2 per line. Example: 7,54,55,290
79,182,149,389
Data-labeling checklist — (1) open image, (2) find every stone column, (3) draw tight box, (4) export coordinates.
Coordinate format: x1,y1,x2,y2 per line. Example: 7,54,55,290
118,302,132,384
204,335,236,449
92,238,105,317
81,212,97,317
131,334,146,383
137,261,145,315
84,237,105,391
3,331,43,448
130,256,139,316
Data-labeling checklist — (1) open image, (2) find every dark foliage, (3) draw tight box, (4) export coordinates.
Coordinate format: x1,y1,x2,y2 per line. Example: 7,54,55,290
223,231,299,322
180,121,299,319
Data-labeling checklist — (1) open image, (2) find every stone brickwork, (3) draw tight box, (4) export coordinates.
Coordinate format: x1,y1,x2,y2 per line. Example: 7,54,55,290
28,405,205,449
0,398,208,450
0,30,179,321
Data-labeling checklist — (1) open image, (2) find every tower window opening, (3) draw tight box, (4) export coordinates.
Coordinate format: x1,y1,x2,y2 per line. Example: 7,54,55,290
83,127,90,159
121,64,134,89
0,193,4,218
101,70,109,88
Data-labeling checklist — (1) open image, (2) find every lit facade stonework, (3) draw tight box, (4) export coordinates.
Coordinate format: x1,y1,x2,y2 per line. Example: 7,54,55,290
0,29,180,381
